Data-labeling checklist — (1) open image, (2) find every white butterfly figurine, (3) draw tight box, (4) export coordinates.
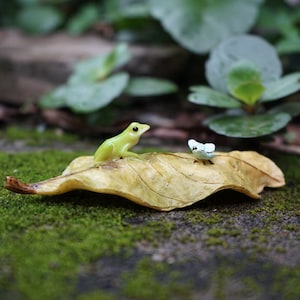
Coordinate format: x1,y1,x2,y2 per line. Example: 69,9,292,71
188,139,216,161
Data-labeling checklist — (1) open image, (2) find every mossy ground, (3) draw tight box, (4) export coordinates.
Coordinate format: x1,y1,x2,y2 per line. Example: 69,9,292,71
0,130,299,300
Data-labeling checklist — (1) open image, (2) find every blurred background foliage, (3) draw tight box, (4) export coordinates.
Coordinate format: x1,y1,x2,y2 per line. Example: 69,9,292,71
1,0,299,55
1,0,300,139
0,0,165,42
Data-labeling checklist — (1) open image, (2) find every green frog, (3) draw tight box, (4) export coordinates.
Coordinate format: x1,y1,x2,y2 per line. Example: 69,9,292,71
94,122,150,164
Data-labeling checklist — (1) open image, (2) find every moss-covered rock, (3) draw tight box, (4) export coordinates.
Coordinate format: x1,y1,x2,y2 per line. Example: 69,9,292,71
0,149,299,299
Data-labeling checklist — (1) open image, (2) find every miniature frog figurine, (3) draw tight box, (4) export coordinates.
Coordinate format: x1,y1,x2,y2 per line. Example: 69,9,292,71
94,122,150,164
188,139,216,163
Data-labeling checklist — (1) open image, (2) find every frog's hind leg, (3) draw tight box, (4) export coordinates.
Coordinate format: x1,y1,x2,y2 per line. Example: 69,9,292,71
121,151,140,159
94,144,114,164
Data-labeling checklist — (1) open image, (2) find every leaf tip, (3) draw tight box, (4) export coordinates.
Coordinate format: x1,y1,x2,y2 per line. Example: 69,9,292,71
4,176,36,194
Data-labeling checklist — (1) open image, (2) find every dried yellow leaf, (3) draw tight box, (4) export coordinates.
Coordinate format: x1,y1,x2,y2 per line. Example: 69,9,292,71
5,151,285,211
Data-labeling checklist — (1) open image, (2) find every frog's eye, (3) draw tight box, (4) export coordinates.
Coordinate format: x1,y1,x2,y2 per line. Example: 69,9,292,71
132,126,139,132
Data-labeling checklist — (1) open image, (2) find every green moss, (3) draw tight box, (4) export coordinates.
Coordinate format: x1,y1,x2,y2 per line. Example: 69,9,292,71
241,276,262,295
0,126,79,146
77,290,117,300
205,237,228,247
0,150,299,299
0,151,175,299
207,227,240,238
121,258,192,300
185,210,224,225
275,153,300,183
212,264,235,300
207,227,226,237
282,224,298,231
244,262,300,300
0,204,175,299
273,267,300,299
274,246,286,253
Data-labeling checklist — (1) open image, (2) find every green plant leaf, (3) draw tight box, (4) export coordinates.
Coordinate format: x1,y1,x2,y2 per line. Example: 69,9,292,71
64,72,129,113
256,4,300,55
226,60,265,105
232,83,265,106
104,0,150,23
261,72,300,102
206,35,282,93
149,0,262,54
39,85,68,109
41,73,130,113
66,4,99,35
69,44,131,84
268,102,300,118
276,36,300,54
188,86,241,108
125,77,178,96
207,113,291,138
17,4,63,34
